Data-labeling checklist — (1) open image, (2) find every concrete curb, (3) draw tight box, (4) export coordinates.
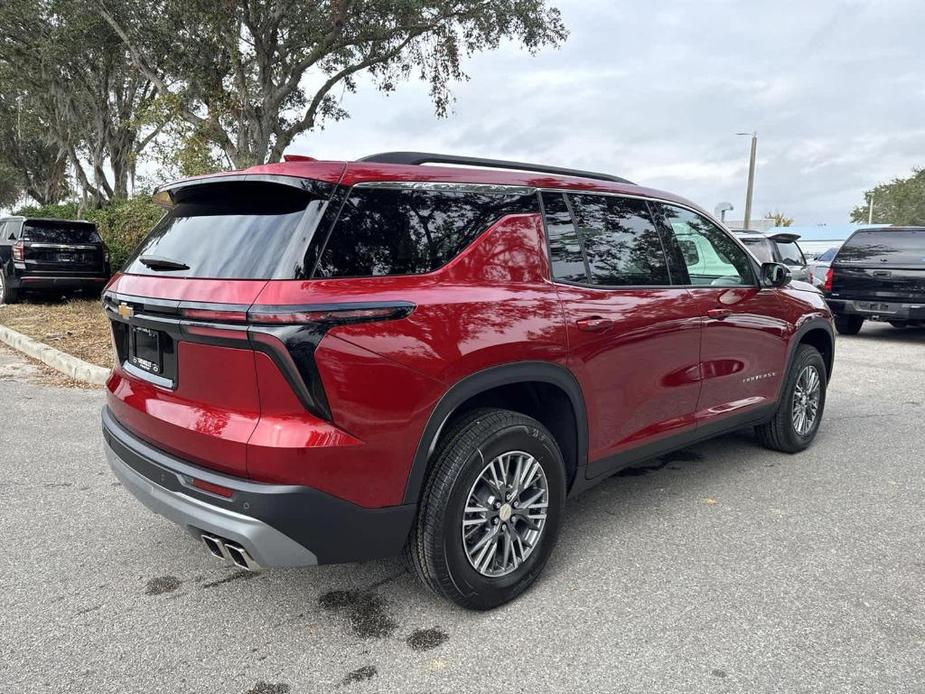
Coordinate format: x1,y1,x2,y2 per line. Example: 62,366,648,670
0,323,110,386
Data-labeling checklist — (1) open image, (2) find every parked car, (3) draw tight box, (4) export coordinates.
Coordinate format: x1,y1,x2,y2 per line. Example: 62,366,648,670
823,226,925,334
0,216,111,303
732,230,811,282
807,246,840,289
101,152,835,609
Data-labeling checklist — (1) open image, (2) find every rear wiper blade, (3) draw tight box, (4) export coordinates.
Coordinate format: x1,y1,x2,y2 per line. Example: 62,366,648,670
139,255,190,271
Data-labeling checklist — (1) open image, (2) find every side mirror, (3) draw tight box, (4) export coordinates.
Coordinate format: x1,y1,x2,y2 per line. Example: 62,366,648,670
762,262,791,288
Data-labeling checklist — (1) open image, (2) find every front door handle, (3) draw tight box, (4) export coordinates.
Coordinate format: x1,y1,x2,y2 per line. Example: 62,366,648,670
707,308,732,320
576,316,613,332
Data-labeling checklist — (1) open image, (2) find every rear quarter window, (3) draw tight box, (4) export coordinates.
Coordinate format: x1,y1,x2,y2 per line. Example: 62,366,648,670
311,185,537,278
837,230,925,265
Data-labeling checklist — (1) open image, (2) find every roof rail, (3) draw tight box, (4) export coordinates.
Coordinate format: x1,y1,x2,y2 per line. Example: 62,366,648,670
359,151,634,185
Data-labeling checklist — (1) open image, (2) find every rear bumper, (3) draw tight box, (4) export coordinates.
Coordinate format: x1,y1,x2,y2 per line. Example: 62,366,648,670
826,298,925,321
101,407,416,566
15,274,109,290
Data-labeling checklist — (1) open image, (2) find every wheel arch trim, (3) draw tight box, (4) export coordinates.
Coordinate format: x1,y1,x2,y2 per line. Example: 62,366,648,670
402,361,588,505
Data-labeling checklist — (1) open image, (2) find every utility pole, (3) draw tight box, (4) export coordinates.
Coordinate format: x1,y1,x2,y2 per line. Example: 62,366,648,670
868,193,875,224
737,132,758,230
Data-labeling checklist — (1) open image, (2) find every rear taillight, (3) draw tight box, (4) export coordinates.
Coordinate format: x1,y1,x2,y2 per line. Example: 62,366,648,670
103,243,111,263
12,241,24,262
181,307,248,323
822,267,834,293
180,303,413,326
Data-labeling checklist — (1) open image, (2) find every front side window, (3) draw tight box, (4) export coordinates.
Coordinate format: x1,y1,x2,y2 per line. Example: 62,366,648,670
658,204,755,286
312,186,537,278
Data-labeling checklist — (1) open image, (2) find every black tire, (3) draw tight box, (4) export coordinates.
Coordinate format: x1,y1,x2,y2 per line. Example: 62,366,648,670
755,344,827,453
0,272,18,304
406,408,566,610
889,321,907,329
834,315,863,335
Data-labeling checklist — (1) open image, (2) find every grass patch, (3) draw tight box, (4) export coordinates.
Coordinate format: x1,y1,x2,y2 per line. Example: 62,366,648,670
0,297,112,369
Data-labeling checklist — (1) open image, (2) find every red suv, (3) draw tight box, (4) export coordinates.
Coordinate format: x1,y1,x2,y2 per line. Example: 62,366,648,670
101,152,834,609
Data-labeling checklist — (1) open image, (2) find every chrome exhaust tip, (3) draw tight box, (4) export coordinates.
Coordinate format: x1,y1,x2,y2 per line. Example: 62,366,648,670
223,541,260,571
201,533,230,561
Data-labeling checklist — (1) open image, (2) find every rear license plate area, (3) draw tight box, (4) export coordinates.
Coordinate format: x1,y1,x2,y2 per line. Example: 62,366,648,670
55,252,75,262
130,326,163,374
859,302,894,314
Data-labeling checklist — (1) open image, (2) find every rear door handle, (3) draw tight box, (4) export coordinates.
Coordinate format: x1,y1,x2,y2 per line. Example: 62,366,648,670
576,317,613,332
706,308,732,320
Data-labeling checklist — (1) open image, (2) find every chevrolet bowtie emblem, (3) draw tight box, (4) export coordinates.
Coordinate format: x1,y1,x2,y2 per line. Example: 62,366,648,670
117,302,134,319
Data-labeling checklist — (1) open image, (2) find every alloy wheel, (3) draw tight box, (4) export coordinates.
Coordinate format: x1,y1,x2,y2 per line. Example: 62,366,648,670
791,365,821,436
461,451,549,577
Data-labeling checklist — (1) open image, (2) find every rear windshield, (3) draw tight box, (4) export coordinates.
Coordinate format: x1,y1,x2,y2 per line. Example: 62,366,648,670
836,229,925,265
311,185,537,278
740,237,777,263
775,241,805,265
23,221,100,244
124,182,329,279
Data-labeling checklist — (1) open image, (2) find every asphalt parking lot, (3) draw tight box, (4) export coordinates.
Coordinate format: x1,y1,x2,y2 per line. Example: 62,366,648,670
1,324,923,694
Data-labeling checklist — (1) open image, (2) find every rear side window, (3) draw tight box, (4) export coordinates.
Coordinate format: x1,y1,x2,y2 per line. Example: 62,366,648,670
543,192,670,286
837,230,925,264
312,185,537,278
22,221,100,244
541,192,589,283
566,193,670,286
124,182,328,279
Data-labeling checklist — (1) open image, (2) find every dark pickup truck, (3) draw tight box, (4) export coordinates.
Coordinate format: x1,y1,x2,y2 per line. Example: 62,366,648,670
823,226,925,334
0,216,111,303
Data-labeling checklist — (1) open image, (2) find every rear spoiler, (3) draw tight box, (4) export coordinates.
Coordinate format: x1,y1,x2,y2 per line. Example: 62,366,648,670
769,232,800,243
152,174,328,208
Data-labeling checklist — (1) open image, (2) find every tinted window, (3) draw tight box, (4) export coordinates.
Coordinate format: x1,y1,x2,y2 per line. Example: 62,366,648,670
313,186,536,278
541,192,589,283
836,229,925,265
817,247,838,262
740,237,777,263
22,221,100,244
659,205,755,286
775,241,805,265
566,194,670,286
125,183,325,279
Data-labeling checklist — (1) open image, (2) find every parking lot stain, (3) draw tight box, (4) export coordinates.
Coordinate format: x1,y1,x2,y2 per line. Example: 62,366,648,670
318,590,397,639
201,570,258,589
243,682,290,694
407,627,449,651
341,665,377,686
145,576,181,596
712,668,728,678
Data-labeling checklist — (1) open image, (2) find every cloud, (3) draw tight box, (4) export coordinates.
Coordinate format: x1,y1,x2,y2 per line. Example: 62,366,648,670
293,0,924,224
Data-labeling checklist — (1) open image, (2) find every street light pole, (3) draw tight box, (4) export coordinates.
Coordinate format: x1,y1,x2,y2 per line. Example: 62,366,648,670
737,131,758,230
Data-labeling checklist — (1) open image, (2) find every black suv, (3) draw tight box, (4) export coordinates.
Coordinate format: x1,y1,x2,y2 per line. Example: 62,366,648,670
823,226,925,333
0,216,111,303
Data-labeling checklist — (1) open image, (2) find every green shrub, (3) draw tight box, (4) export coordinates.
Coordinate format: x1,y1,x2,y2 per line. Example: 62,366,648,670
15,195,164,271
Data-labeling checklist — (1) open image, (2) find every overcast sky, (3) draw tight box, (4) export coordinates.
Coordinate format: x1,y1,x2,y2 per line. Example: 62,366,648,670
292,0,925,226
